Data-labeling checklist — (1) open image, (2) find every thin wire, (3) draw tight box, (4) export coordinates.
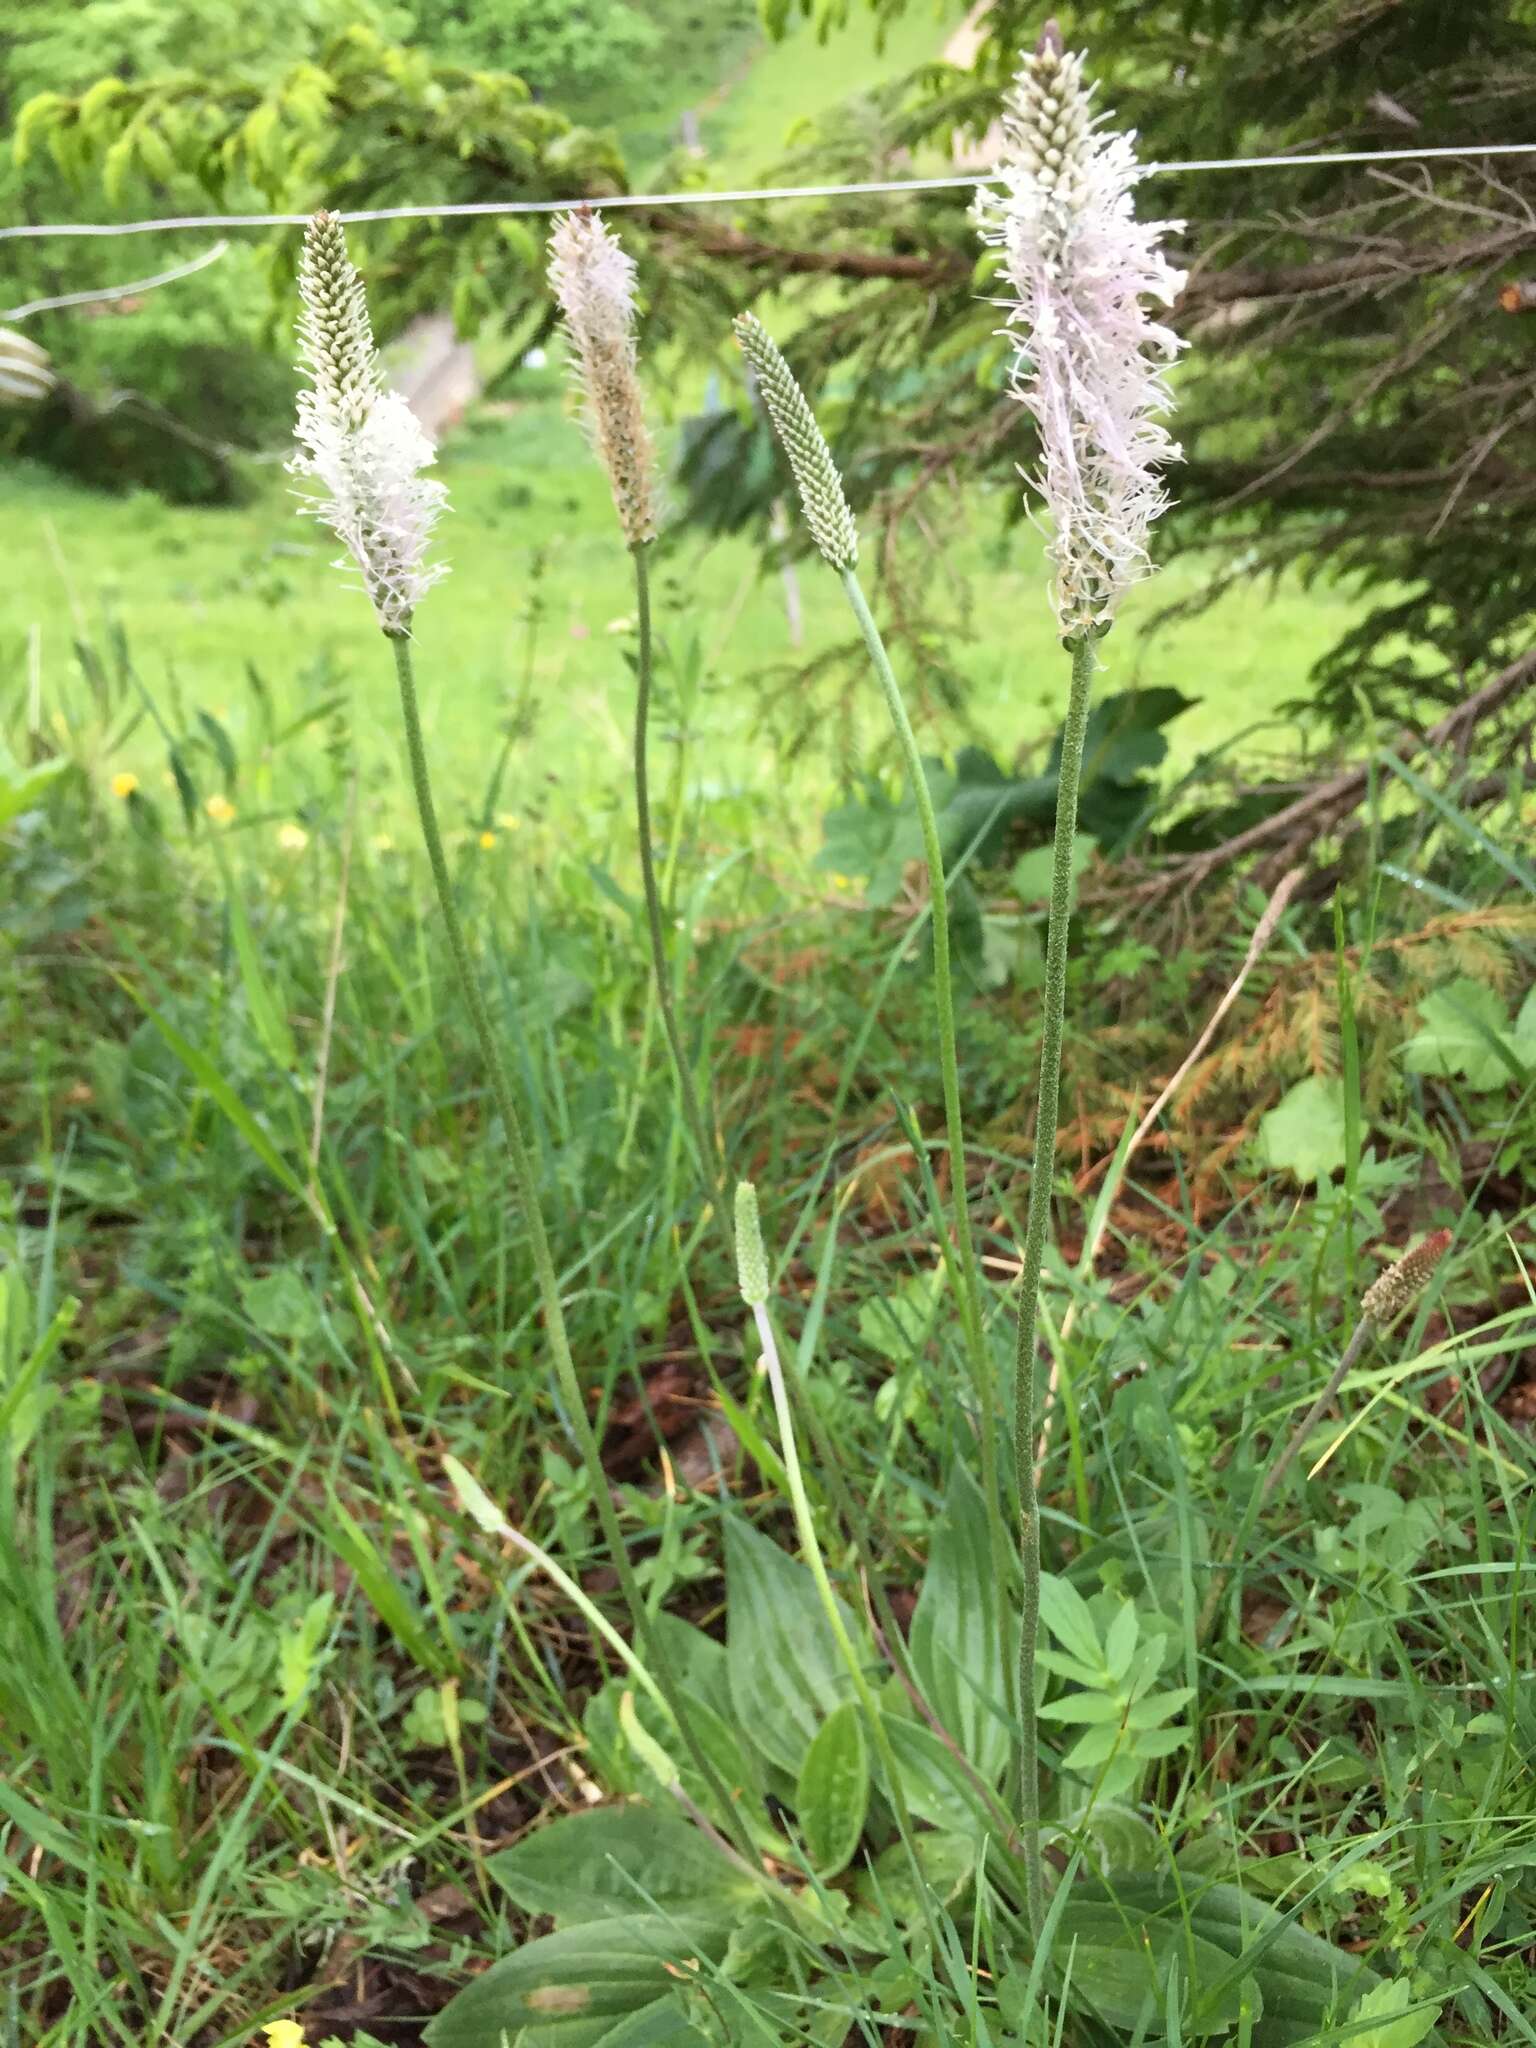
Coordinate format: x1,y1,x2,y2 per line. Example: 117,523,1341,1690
1,239,228,320
3,140,1536,240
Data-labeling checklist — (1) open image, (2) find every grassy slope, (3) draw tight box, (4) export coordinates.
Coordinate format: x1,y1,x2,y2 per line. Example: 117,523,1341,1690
3,425,1357,862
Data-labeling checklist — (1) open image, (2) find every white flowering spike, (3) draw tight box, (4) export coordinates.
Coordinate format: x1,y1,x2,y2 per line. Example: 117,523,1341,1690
976,32,1185,639
291,211,447,636
0,328,55,405
548,207,658,548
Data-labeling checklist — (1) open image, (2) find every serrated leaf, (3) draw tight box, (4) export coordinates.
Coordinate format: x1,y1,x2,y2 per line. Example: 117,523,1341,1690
1259,1075,1347,1185
1038,1692,1126,1726
1102,1600,1139,1683
1346,1978,1442,2048
1402,978,1518,1092
488,1805,753,1927
724,1518,859,1775
1062,1722,1126,1772
795,1700,868,1876
909,1461,1012,1783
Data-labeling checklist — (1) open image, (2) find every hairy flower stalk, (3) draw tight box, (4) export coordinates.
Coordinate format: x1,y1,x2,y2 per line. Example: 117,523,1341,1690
737,309,1015,1826
291,211,445,636
981,31,1186,1938
977,32,1184,638
732,322,988,1387
549,208,726,1218
291,212,754,1871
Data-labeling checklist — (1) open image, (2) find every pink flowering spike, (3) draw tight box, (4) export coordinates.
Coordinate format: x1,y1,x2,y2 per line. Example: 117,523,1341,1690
291,211,447,636
976,40,1185,640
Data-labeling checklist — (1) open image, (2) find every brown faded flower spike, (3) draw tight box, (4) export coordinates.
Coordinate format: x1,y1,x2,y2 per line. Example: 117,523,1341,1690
1361,1228,1454,1324
548,207,658,548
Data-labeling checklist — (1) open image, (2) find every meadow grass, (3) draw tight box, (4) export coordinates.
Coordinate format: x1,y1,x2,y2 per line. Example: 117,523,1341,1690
2,379,1362,858
4,18,1535,2044
4,373,1535,2035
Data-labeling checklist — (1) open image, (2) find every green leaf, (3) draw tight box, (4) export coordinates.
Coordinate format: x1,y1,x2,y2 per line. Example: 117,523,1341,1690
488,1805,754,1927
225,876,296,1073
850,1832,975,1928
315,1490,450,1677
909,1461,1011,1783
1011,833,1094,907
1080,1876,1387,2044
724,1518,859,1776
111,972,309,1203
594,2000,712,2048
1259,1075,1348,1185
1346,1978,1443,2048
1402,978,1519,1092
0,1294,77,1451
1054,1900,1252,2034
0,747,68,830
423,1913,730,2048
881,1708,995,1833
795,1700,868,1876
1102,1599,1139,1682
1036,1573,1102,1670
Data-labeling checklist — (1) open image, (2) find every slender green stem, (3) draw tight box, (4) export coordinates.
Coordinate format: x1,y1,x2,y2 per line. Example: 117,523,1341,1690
632,545,727,1216
843,577,1024,1843
630,570,929,1753
1010,629,1097,1938
840,570,988,1383
839,567,1016,1762
388,630,753,1858
750,1298,944,1960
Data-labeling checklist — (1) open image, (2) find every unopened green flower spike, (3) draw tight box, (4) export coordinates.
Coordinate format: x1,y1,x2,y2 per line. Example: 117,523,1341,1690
733,313,858,573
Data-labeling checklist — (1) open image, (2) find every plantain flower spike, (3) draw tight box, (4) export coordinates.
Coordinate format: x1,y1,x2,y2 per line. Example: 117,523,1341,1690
976,24,1185,639
291,210,447,637
548,207,658,548
733,1180,771,1310
0,328,55,405
1361,1228,1453,1325
732,312,858,573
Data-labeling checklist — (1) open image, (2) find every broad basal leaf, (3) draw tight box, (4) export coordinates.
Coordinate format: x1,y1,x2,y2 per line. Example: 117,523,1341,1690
724,1518,860,1776
909,1461,1012,1784
488,1804,755,1927
795,1699,869,1876
423,1913,730,2048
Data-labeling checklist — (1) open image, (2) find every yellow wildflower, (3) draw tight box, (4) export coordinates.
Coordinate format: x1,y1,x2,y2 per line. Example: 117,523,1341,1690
478,829,497,850
371,832,394,853
261,2023,305,2048
277,823,309,853
205,794,236,825
110,772,139,799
